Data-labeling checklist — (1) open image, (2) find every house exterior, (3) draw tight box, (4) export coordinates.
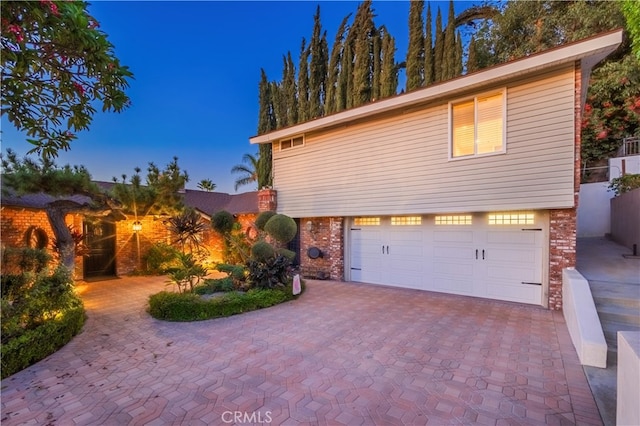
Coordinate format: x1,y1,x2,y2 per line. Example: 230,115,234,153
250,30,624,310
0,186,261,280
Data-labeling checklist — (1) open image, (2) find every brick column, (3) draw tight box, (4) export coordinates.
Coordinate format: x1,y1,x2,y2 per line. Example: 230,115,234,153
299,216,344,281
258,189,277,212
547,61,582,310
328,217,344,280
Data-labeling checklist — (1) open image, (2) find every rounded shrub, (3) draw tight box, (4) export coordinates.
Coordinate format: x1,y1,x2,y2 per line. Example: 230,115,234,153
264,214,297,244
211,210,235,235
255,210,277,231
277,248,296,261
251,241,276,262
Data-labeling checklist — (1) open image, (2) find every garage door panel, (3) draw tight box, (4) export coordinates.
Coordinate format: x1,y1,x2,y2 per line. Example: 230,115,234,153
349,213,545,306
434,278,473,294
433,246,475,261
486,247,541,265
487,283,541,304
486,265,541,283
435,262,474,277
486,231,540,245
434,230,474,243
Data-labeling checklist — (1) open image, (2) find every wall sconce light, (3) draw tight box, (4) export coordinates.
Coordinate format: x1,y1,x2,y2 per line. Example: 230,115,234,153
132,221,142,232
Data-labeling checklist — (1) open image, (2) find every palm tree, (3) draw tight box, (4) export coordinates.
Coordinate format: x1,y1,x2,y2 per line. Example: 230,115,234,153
197,179,216,192
231,152,259,191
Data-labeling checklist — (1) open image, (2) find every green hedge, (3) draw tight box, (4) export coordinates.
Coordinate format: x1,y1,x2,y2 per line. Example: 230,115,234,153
1,302,85,379
148,282,304,322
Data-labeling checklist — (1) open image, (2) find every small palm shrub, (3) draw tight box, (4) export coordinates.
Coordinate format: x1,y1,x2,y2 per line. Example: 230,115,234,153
166,253,208,293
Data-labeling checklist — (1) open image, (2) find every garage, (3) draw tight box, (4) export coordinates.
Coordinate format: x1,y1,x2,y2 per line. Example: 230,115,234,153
348,212,546,306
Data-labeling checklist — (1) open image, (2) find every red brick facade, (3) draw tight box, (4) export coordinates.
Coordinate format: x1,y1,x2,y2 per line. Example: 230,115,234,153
299,217,344,280
1,207,84,278
258,189,277,212
1,207,257,279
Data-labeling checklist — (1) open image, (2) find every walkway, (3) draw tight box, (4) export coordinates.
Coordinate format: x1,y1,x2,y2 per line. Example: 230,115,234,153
1,276,601,425
576,237,640,426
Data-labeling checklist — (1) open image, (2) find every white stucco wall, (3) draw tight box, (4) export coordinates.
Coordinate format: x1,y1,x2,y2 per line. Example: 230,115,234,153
577,183,614,237
562,268,607,368
609,156,640,179
617,332,640,426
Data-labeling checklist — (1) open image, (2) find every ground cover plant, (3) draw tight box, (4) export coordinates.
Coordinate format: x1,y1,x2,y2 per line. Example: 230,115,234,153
148,211,304,321
0,248,85,379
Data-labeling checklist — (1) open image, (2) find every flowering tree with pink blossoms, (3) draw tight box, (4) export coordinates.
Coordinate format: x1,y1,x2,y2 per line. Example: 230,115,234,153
1,0,133,159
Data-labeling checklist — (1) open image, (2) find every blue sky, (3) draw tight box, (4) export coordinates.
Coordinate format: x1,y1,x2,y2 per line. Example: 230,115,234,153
1,1,471,194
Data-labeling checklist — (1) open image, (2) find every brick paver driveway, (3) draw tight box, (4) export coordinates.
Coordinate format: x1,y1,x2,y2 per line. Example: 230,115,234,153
1,276,602,425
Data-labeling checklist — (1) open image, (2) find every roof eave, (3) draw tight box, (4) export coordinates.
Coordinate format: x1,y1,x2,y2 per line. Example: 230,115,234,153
249,29,623,145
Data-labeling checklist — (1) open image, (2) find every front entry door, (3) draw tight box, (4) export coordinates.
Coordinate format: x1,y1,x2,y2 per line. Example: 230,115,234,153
83,221,116,278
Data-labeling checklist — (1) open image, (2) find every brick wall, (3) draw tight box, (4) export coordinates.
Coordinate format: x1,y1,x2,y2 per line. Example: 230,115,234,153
258,189,277,212
1,207,84,278
299,217,344,280
1,207,257,278
548,209,577,310
115,213,258,275
546,61,581,310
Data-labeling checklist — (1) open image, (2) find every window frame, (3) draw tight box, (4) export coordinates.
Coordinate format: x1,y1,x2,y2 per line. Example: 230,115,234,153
279,135,305,151
448,88,507,160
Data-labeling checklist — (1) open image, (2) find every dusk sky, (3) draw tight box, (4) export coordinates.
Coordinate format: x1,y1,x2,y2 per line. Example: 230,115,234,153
1,1,471,194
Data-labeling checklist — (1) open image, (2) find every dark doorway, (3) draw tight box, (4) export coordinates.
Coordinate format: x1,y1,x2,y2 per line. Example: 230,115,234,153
287,218,301,267
83,220,116,278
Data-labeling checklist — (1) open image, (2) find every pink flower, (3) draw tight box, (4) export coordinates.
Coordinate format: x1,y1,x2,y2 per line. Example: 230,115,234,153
596,130,608,140
72,82,85,96
40,0,59,16
8,24,23,42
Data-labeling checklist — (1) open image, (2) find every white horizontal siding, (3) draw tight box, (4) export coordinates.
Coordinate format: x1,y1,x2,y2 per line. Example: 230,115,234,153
273,65,576,217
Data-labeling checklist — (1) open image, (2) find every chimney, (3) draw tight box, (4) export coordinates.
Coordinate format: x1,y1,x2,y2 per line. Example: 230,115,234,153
258,189,277,212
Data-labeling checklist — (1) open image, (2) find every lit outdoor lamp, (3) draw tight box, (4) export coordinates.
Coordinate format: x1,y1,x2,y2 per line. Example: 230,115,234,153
132,221,142,232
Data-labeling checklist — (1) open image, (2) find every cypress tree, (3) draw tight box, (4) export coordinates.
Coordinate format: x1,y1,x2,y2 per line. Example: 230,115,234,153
297,38,309,123
337,40,352,112
467,35,479,74
309,6,327,120
271,80,285,129
424,2,434,86
257,69,274,134
351,0,375,108
434,8,443,82
257,69,274,188
278,58,289,128
441,0,456,81
380,28,397,98
406,0,424,92
455,30,463,77
372,27,381,101
284,52,298,124
325,15,350,115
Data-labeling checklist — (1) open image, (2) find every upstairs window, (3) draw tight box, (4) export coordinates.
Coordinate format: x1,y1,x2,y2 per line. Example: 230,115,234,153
450,90,505,159
280,136,304,150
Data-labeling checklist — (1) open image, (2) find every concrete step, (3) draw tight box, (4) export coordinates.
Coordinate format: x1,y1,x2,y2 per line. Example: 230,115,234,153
590,281,640,309
594,295,640,310
601,320,640,350
597,305,640,327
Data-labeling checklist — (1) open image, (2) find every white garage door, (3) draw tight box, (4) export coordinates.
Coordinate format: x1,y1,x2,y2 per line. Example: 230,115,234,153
349,212,545,305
